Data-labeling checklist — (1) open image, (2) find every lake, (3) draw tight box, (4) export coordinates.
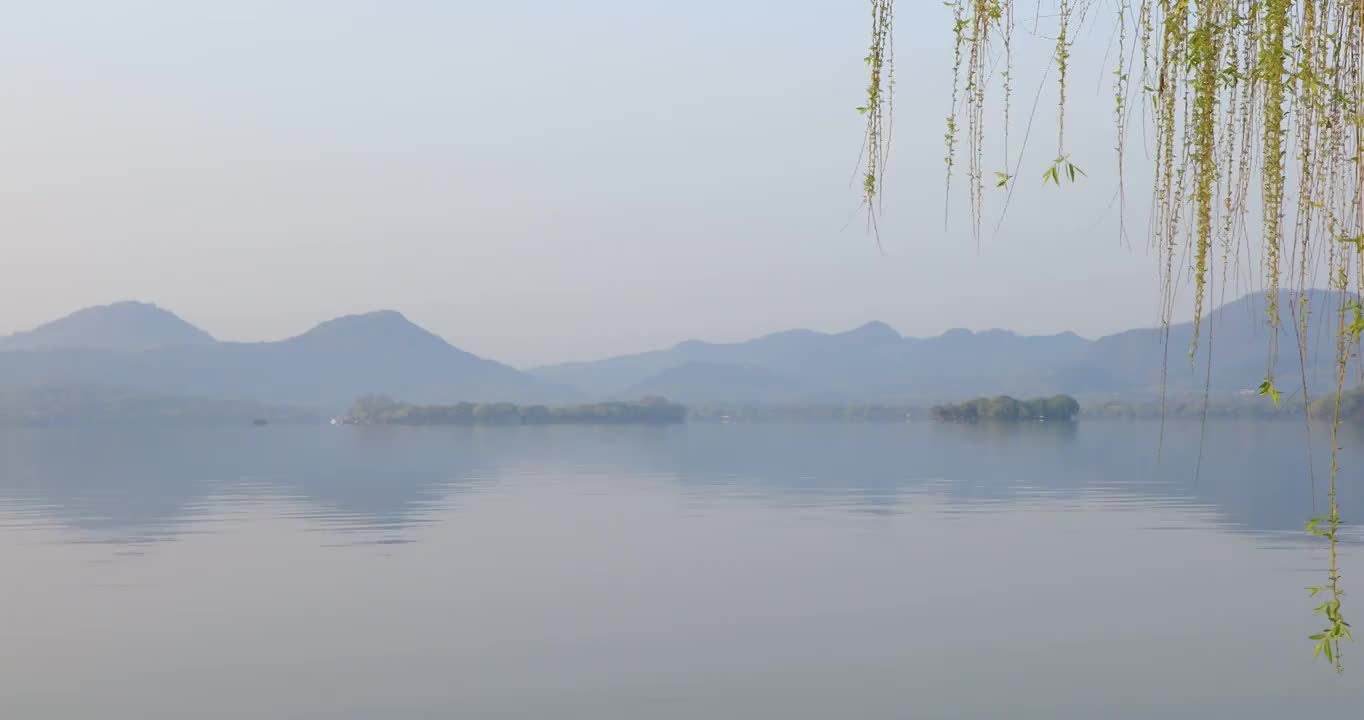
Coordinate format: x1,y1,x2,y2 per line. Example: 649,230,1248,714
2,421,1362,718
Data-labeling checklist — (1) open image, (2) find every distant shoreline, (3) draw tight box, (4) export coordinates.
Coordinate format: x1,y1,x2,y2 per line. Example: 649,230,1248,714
0,383,1347,427
342,397,686,426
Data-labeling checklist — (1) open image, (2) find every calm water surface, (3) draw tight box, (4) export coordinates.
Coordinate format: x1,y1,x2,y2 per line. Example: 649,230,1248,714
2,421,1362,718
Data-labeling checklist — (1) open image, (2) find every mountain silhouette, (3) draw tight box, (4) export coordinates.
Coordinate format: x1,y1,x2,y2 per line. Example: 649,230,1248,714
2,291,1355,410
1083,289,1355,394
533,290,1357,402
0,302,216,352
0,306,570,408
535,320,1090,402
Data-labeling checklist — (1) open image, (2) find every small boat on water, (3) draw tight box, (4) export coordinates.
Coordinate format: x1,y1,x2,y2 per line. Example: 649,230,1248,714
252,418,269,427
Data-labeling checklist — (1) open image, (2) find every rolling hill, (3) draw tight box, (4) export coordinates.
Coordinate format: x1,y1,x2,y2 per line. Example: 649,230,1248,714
0,302,216,352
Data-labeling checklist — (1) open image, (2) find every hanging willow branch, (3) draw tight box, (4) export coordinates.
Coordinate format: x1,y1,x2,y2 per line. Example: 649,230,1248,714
860,0,1362,670
861,0,895,227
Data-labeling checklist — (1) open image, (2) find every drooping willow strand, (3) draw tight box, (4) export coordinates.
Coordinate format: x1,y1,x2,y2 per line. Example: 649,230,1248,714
860,0,1362,670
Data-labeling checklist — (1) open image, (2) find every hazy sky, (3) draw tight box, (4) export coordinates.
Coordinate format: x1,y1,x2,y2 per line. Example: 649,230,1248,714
0,1,1244,367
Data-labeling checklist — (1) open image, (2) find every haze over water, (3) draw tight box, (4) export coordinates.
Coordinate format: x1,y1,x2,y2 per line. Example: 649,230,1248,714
2,420,1361,719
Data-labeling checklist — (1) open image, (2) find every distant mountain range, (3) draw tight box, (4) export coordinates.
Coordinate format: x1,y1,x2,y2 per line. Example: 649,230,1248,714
0,303,571,409
0,291,1354,412
531,289,1358,404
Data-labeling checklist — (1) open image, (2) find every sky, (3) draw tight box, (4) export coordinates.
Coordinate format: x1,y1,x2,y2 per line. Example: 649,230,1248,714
0,1,1248,367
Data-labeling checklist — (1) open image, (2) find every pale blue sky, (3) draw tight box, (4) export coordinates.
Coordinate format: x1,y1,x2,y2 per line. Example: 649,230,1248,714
0,1,1224,366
